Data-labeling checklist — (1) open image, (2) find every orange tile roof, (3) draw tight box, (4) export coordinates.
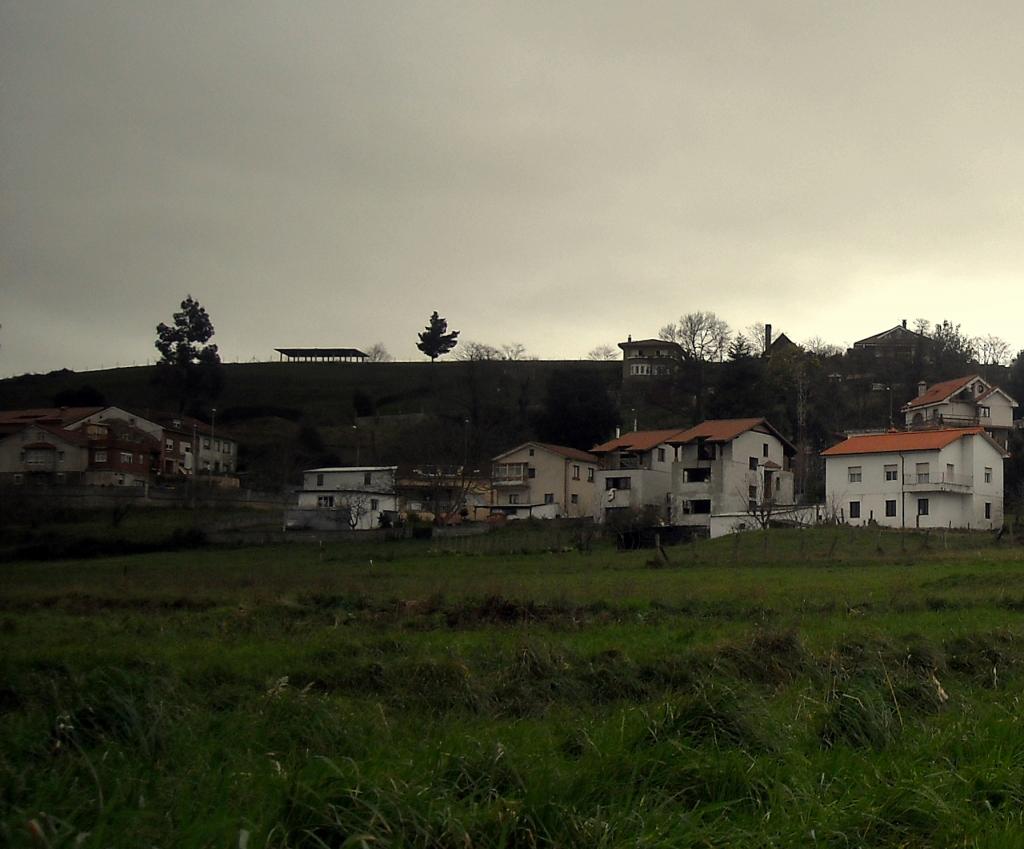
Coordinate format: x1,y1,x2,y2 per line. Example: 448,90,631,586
534,442,599,463
667,418,774,445
821,427,985,456
590,428,690,454
902,376,976,410
591,419,793,454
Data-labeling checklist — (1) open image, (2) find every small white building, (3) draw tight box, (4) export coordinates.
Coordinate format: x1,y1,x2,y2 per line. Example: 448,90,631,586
667,419,796,532
902,375,1017,448
822,428,1007,530
297,466,398,529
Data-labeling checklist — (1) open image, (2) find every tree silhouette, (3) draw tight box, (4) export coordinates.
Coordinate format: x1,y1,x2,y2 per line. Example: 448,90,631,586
416,311,459,361
154,295,222,412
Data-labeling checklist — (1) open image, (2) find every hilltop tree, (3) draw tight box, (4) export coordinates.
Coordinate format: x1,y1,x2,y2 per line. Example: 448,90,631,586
659,312,731,361
154,295,222,412
587,344,619,361
416,312,459,362
365,342,393,362
931,320,976,375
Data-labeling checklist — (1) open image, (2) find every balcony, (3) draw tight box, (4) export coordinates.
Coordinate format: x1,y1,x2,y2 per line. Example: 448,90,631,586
903,473,973,492
908,414,979,430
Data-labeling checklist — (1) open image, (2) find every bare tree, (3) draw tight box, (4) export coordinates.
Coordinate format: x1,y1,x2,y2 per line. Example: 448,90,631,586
456,341,502,361
365,342,393,362
975,334,1011,366
803,336,844,357
913,318,931,336
500,343,528,361
337,493,371,530
587,344,619,361
741,322,778,357
660,312,731,361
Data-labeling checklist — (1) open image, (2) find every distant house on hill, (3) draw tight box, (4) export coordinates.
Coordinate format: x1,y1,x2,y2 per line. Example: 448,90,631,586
901,375,1018,448
851,320,930,360
618,336,683,380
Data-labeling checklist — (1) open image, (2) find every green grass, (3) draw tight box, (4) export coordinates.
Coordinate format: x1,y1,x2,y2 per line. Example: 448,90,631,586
3,527,1024,847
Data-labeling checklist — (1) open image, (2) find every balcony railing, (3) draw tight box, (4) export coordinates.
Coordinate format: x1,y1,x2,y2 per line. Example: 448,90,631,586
908,415,980,430
903,473,973,492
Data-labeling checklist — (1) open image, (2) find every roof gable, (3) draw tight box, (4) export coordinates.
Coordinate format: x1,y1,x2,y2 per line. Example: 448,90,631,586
853,324,929,347
902,376,979,410
492,442,598,463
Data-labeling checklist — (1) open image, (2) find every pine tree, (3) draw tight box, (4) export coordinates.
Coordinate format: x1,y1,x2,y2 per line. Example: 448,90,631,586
416,311,459,361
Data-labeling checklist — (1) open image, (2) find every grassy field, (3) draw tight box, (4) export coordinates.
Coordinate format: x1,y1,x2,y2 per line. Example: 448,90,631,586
4,527,1024,847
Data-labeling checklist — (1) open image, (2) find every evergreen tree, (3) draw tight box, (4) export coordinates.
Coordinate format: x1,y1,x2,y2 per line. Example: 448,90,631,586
153,295,222,412
416,311,460,361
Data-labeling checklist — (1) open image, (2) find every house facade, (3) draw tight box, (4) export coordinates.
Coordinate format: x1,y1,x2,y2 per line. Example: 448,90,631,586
296,466,399,529
0,424,90,486
590,429,681,521
490,443,599,519
902,375,1017,449
822,428,1006,530
851,320,931,359
667,419,796,530
618,337,684,380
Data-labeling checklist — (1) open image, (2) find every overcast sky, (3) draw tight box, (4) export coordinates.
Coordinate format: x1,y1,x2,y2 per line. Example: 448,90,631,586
3,1,1024,376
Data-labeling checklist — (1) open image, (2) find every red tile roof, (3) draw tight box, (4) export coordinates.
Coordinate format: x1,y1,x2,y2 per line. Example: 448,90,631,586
590,428,690,454
591,419,794,454
0,407,105,428
535,442,599,463
821,427,986,456
902,376,977,410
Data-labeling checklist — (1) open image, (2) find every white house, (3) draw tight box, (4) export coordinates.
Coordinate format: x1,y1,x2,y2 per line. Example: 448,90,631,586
590,429,683,521
901,375,1017,449
490,443,599,519
297,466,398,529
822,428,1007,530
666,418,796,533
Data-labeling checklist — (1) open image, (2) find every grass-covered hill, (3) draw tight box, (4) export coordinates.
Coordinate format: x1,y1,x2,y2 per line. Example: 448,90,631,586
0,360,623,487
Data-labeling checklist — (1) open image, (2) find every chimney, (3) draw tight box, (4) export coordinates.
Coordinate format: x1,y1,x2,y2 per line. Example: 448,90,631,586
902,319,907,329
917,380,927,397
765,323,773,352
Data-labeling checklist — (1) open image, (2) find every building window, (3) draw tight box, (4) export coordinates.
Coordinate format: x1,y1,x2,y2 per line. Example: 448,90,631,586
224,443,232,454
848,466,862,483
748,485,757,498
13,474,22,485
985,502,992,519
915,463,929,484
571,494,579,504
884,464,898,481
528,468,536,479
528,448,535,456
203,438,211,449
165,438,174,451
370,498,379,511
918,498,929,516
572,465,580,480
985,467,993,483
544,493,555,504
95,450,107,463
57,451,65,463
183,443,191,454
885,499,897,517
748,499,757,512
657,448,666,462
749,457,758,471
763,443,769,457
509,493,520,505
849,501,861,519
316,473,324,487
364,472,372,485
979,406,991,418
605,477,631,490
587,467,594,482
56,472,65,483
317,495,334,508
